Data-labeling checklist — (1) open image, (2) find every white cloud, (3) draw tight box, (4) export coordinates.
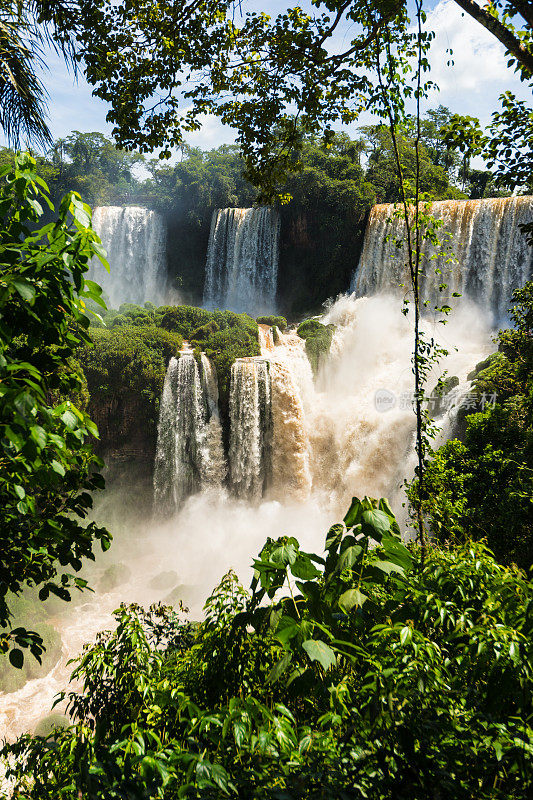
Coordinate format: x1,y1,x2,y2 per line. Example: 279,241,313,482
422,0,529,122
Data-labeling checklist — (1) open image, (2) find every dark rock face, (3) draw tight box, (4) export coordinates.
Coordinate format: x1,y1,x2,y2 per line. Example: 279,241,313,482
89,392,157,464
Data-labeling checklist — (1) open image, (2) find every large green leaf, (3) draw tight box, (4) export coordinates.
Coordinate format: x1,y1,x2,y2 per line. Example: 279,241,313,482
275,616,300,646
291,553,321,580
267,653,292,683
343,497,363,528
361,509,391,538
338,587,368,610
336,545,363,572
302,639,336,671
270,540,298,567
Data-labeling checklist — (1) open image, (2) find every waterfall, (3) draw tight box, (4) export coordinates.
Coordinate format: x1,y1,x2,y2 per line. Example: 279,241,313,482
90,206,167,308
270,360,312,501
153,352,225,514
203,207,280,315
352,197,533,320
229,358,272,499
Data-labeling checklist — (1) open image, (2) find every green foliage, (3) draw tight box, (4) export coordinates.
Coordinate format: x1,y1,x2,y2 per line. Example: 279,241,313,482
4,497,533,798
297,318,335,374
0,592,62,694
409,283,533,568
80,324,183,445
256,315,287,330
0,153,111,668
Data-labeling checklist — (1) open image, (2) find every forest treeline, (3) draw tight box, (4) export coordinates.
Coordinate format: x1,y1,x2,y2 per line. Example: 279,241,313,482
0,106,509,313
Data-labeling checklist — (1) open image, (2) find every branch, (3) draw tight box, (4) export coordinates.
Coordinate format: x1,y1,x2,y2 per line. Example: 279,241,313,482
452,0,533,76
321,8,401,64
509,0,533,30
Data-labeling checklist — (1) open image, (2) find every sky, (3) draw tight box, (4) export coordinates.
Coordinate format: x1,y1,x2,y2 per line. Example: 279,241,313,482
5,0,531,153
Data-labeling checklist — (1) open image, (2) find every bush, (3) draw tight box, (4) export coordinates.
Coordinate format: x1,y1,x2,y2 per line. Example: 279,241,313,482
5,497,533,799
297,318,335,373
410,283,533,568
81,325,183,443
256,315,288,330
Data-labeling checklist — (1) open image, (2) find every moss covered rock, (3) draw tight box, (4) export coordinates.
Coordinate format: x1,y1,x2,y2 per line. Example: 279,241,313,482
297,318,335,374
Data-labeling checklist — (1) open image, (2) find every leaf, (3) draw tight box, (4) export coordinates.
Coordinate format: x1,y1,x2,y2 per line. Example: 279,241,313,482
291,554,321,580
381,534,413,571
61,410,78,430
11,279,36,303
336,545,362,572
276,616,300,646
30,425,47,449
343,497,363,528
270,541,298,567
267,653,292,683
400,626,412,646
302,639,336,671
325,523,344,550
70,196,91,227
51,460,66,476
339,588,367,610
13,484,25,500
372,559,405,576
362,509,391,538
9,648,24,669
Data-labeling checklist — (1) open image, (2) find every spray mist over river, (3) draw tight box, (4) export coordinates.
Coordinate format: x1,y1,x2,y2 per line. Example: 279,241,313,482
0,293,493,743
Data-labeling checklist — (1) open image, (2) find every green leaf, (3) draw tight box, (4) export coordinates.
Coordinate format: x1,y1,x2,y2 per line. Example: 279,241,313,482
60,410,78,430
400,626,412,646
381,534,413,571
11,279,36,303
270,541,298,567
339,587,367,610
372,559,405,576
267,653,292,683
302,639,336,671
362,509,391,537
276,616,300,646
30,425,47,449
291,554,321,580
325,523,344,550
70,196,91,227
51,460,66,476
9,648,24,669
343,497,363,528
336,545,362,572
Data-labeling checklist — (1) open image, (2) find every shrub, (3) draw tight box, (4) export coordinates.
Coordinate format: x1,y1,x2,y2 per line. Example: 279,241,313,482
256,315,288,330
297,318,335,373
409,283,533,568
81,325,183,442
5,497,533,799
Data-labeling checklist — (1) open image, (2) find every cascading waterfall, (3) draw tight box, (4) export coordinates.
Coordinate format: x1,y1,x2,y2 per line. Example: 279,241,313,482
89,206,167,308
153,352,225,514
229,359,272,499
203,207,280,315
352,197,533,320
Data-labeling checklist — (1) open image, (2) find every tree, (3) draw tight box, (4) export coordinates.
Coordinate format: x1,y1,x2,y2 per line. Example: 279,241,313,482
0,1,78,147
0,153,112,669
408,283,533,569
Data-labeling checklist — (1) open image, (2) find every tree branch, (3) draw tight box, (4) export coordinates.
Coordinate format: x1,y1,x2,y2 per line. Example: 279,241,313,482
452,0,533,76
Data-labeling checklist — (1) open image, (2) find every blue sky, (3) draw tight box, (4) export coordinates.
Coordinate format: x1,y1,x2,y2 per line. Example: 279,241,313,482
6,0,530,152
